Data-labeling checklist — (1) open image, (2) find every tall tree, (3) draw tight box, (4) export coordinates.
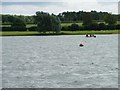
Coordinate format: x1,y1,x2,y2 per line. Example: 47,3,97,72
104,14,117,25
82,12,93,25
11,17,26,27
34,11,61,33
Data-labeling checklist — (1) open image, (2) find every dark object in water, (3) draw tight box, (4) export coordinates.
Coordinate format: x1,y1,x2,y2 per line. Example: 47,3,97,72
86,34,89,37
91,62,94,64
86,34,96,38
90,34,92,37
94,35,96,38
79,44,84,47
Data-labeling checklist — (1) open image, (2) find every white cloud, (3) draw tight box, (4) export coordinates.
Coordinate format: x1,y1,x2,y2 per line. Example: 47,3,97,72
2,4,67,15
2,0,119,2
2,0,98,2
2,1,118,15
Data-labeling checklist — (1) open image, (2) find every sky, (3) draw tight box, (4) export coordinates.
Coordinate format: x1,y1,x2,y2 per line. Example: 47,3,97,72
1,0,120,15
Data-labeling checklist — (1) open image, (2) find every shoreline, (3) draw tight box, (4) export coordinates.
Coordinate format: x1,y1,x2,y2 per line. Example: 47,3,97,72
0,30,119,36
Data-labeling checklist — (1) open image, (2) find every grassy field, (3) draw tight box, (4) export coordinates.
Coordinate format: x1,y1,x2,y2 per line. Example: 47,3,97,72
0,30,119,36
2,21,120,28
1,24,37,28
1,22,120,36
61,22,83,26
2,23,79,27
1,22,102,27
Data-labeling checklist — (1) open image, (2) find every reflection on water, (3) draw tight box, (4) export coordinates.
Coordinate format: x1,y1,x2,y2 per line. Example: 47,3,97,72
2,35,118,88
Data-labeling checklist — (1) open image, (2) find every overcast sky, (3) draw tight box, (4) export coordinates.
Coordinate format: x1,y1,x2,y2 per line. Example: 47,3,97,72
1,0,119,15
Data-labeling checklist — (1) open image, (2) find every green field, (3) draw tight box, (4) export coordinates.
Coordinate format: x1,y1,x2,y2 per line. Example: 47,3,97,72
1,24,37,28
61,22,83,26
1,21,120,36
2,23,77,27
1,22,101,27
0,30,119,36
1,21,120,28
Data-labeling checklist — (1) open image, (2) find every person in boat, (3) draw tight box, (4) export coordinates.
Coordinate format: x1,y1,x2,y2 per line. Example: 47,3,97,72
90,34,92,37
91,34,96,37
86,34,89,37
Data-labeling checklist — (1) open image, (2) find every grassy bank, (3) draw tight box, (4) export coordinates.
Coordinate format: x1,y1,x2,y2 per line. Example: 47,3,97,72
61,30,119,35
0,30,119,36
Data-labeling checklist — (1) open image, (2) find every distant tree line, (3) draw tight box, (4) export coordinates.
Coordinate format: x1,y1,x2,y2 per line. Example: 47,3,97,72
62,23,120,31
1,10,120,24
62,12,119,31
2,14,35,24
58,10,119,22
1,12,61,33
1,10,120,32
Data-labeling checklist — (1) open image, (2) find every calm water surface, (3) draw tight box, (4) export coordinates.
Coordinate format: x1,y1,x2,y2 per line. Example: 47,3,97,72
2,35,118,88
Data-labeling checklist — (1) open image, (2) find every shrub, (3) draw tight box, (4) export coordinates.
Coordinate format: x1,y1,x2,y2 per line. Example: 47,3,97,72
11,26,27,31
104,14,117,25
106,25,116,30
28,26,37,31
61,26,69,31
69,23,79,31
79,26,84,30
98,23,107,30
116,24,120,30
11,17,26,27
2,26,27,31
83,25,90,30
88,23,99,30
82,23,99,30
2,27,12,31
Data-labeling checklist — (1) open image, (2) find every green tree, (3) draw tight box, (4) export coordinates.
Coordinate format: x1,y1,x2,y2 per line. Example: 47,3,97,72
69,23,79,31
82,12,93,25
12,17,26,31
116,24,120,29
104,14,117,25
34,11,61,33
51,14,61,33
11,17,26,27
98,23,106,30
88,23,99,30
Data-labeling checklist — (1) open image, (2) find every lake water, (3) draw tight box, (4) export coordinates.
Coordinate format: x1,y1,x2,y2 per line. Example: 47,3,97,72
2,35,118,88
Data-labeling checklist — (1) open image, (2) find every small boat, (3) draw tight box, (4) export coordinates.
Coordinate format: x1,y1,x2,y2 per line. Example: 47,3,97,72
86,34,96,38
